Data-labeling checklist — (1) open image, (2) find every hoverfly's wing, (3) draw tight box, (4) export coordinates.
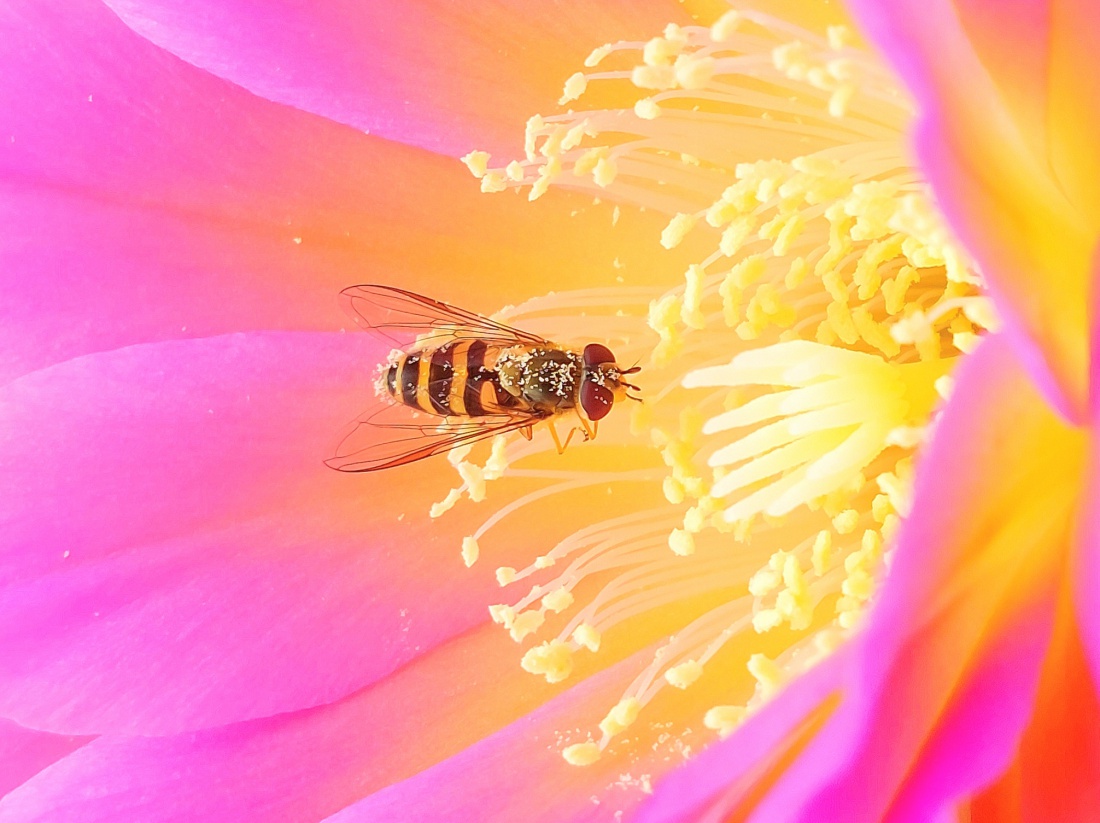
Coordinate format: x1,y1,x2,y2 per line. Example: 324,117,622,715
339,285,551,349
325,399,543,472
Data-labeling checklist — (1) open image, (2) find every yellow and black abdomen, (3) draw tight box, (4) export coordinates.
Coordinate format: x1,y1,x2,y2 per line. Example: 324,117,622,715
385,340,520,417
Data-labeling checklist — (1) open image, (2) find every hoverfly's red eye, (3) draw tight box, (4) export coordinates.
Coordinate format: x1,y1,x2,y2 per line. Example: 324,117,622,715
583,343,616,367
580,381,614,421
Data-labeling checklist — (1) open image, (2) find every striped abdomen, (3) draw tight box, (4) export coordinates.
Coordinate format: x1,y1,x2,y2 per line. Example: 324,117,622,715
385,340,520,417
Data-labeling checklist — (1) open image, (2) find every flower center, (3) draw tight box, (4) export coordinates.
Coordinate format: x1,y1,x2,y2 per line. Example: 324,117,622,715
442,8,992,768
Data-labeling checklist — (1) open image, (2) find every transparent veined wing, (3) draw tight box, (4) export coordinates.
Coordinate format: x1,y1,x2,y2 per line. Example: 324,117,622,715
325,397,544,472
338,285,551,349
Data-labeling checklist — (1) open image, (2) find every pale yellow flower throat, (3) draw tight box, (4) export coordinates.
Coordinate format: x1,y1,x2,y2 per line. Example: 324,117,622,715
440,8,992,768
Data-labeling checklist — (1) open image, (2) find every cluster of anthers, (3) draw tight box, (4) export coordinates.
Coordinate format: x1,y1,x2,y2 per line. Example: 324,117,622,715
436,8,995,771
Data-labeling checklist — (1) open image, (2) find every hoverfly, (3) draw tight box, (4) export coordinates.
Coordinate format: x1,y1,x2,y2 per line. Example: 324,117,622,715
326,285,641,472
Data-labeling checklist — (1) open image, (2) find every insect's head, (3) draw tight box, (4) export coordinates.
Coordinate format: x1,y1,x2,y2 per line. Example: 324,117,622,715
579,343,642,421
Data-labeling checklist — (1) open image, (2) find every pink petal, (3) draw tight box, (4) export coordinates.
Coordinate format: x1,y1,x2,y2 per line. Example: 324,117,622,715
3,0,687,383
0,632,653,823
0,720,90,800
103,0,688,158
636,335,1077,822
0,332,533,735
846,0,1095,420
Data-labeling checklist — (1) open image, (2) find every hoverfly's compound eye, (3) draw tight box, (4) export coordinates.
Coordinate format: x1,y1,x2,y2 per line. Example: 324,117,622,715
582,343,617,368
580,381,614,421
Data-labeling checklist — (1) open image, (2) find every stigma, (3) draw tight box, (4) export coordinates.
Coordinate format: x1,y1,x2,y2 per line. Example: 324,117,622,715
447,8,992,767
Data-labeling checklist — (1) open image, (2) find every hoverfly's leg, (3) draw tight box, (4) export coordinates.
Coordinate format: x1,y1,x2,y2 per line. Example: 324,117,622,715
577,412,596,442
547,419,565,454
561,426,578,451
520,425,534,441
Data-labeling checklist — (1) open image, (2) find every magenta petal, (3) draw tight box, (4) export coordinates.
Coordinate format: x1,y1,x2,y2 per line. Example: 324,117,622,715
102,0,687,157
0,720,90,800
0,333,512,735
0,640,645,823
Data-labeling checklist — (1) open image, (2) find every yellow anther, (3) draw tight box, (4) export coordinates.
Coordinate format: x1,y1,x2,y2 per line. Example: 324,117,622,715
665,659,704,689
668,528,696,557
862,528,883,559
681,263,707,329
853,307,902,357
523,114,544,161
495,566,517,586
776,588,813,631
935,374,955,400
572,622,601,652
710,10,741,42
871,493,894,523
729,254,766,289
584,43,612,66
429,488,462,518
509,610,545,642
539,125,567,158
772,213,804,256
882,266,920,315
592,155,618,187
504,160,525,182
661,213,699,249
521,639,574,683
561,120,591,151
534,555,555,569
953,331,980,353
542,587,575,614
632,64,677,90
599,697,642,737
528,156,561,201
562,741,601,766
643,36,682,67
634,98,661,120
683,502,712,533
961,297,1000,331
559,72,588,104
832,509,859,534
828,83,856,117
461,536,480,568
457,461,487,502
748,566,781,597
461,150,491,178
784,257,810,290
704,705,747,738
663,475,686,504
674,54,716,89
489,604,515,627
748,653,782,695
483,436,509,480
573,146,608,176
772,41,812,80
752,608,782,633
811,530,833,575
842,569,874,600
827,24,854,50
663,22,688,43
479,170,508,193
826,299,859,345
719,217,756,257
718,277,742,328
882,513,901,542
782,555,807,594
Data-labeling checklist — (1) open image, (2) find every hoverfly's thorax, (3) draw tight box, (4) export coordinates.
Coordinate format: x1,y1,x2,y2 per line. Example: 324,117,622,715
497,346,582,412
